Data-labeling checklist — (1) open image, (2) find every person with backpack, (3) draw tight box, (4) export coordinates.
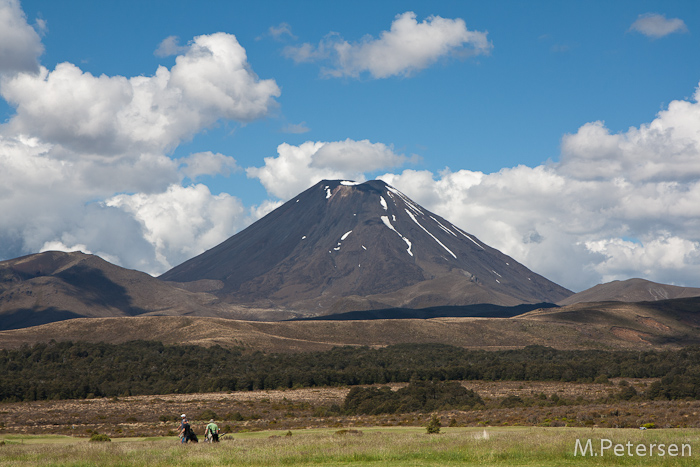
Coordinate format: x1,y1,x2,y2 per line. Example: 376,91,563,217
178,414,198,443
179,414,189,443
205,419,220,442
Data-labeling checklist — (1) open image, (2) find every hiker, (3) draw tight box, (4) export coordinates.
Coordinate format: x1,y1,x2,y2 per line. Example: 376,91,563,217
205,418,220,442
179,414,194,443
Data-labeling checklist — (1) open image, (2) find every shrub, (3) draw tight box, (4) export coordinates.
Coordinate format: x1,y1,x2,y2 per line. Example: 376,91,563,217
89,433,111,442
618,385,638,401
225,412,244,421
199,409,217,420
500,395,525,408
335,429,362,436
426,414,441,434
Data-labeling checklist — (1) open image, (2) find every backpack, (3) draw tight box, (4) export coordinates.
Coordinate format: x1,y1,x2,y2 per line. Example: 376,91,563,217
183,422,198,443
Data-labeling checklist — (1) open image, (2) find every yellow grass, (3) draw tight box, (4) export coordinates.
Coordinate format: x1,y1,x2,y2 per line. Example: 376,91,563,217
1,426,699,466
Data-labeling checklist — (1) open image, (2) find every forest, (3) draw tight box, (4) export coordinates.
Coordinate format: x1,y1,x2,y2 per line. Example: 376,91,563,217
1,341,699,402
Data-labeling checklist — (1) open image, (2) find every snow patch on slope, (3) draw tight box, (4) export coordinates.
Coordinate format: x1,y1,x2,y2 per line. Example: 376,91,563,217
381,215,413,257
387,186,423,215
453,225,484,250
381,215,399,234
404,209,457,259
431,216,457,237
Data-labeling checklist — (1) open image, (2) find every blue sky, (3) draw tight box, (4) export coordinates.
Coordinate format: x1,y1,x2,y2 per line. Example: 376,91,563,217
1,0,700,292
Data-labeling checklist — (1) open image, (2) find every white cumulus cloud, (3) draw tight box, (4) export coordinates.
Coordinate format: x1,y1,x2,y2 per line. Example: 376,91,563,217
247,139,407,199
154,35,189,57
2,33,280,157
585,236,700,285
0,0,43,75
629,13,688,38
380,82,700,291
0,3,279,275
106,184,247,272
249,199,284,221
179,151,239,180
559,86,700,182
284,11,492,79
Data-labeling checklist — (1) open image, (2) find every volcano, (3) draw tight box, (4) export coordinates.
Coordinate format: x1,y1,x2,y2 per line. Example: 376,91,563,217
160,180,572,315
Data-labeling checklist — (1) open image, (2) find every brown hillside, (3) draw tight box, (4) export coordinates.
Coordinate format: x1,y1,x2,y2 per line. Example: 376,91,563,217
2,296,700,352
0,251,290,330
559,278,700,305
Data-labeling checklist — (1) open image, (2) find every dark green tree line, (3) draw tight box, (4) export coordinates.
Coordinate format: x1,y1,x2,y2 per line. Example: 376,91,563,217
1,341,700,402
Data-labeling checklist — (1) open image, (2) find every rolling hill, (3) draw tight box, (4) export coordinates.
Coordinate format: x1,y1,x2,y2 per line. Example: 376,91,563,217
2,296,699,352
558,278,700,305
0,251,228,330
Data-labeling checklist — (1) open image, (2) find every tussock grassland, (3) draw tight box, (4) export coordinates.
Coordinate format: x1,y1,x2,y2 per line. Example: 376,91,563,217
1,427,699,466
4,380,700,439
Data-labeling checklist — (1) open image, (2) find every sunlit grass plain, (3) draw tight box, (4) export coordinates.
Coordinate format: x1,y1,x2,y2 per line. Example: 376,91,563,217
1,427,699,466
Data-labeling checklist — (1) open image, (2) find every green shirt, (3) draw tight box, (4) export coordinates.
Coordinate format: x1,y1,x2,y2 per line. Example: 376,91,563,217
206,422,219,434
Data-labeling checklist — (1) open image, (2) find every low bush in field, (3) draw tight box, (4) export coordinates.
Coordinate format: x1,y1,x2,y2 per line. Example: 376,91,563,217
88,433,111,442
426,414,441,434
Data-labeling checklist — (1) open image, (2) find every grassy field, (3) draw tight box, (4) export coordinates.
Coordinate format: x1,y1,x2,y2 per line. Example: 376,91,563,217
1,427,698,466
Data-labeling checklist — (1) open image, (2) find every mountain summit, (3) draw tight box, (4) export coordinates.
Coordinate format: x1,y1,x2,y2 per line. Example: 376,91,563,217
161,180,572,315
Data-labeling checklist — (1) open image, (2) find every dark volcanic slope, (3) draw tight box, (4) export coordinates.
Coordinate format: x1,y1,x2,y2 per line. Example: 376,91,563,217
0,251,223,330
559,278,700,306
161,180,572,314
